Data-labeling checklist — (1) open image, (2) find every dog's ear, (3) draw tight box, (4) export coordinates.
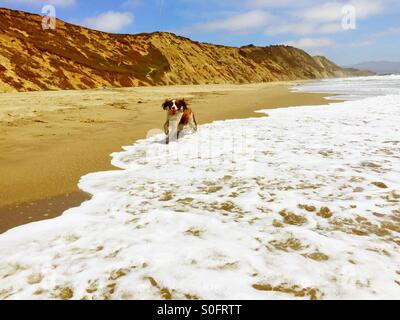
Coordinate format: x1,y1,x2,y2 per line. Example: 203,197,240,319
162,99,170,110
179,99,188,110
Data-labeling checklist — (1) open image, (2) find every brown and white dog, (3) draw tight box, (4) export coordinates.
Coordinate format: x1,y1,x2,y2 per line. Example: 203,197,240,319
162,99,197,144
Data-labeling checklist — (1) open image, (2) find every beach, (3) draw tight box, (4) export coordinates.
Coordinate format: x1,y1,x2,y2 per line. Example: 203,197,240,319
0,75,399,299
0,82,332,233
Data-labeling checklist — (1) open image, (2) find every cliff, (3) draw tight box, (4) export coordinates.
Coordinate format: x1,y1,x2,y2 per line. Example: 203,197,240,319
0,8,370,92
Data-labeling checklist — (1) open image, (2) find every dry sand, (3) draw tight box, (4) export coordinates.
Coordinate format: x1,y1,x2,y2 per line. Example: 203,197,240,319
0,82,335,233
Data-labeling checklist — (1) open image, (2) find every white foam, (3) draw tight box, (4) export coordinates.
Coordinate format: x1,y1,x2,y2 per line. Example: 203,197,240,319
1,80,400,300
293,75,400,100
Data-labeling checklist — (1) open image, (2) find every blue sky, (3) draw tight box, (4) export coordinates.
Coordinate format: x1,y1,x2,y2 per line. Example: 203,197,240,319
1,0,399,65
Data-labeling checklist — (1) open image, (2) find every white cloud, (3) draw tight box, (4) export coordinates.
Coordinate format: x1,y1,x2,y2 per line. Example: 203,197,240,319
299,2,345,23
347,39,374,47
249,0,319,8
388,26,400,34
0,0,75,7
299,0,384,23
266,21,344,36
265,0,385,37
286,37,335,48
266,22,313,35
373,25,400,37
177,0,389,39
318,22,344,34
191,10,272,32
46,0,75,5
84,11,134,33
351,0,384,18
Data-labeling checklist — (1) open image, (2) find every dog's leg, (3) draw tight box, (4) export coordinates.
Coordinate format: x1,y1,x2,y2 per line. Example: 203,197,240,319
164,121,169,144
177,122,185,141
167,120,180,144
190,113,198,132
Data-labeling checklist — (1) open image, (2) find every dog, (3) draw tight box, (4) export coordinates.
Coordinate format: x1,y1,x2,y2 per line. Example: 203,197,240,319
162,99,197,144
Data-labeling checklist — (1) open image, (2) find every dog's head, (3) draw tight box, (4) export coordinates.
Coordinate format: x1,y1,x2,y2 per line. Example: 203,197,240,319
162,99,187,115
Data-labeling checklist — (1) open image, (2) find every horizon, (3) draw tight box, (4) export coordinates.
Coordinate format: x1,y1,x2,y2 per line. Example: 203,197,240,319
0,0,399,66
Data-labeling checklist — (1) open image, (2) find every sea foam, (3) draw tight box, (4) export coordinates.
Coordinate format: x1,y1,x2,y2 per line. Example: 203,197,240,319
293,74,400,100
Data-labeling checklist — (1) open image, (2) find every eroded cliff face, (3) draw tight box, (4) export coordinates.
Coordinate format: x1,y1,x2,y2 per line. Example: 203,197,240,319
0,8,370,93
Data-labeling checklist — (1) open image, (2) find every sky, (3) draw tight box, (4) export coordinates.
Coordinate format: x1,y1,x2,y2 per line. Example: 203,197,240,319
0,0,399,66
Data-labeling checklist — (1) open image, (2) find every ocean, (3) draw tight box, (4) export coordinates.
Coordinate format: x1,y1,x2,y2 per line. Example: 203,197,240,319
293,74,400,100
0,76,399,299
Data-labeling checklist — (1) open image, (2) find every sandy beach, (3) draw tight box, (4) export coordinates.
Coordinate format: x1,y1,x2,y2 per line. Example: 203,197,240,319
0,82,333,233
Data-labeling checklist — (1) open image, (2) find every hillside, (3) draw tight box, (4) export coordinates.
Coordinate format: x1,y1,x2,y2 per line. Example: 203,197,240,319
349,61,400,75
0,8,369,93
313,56,370,77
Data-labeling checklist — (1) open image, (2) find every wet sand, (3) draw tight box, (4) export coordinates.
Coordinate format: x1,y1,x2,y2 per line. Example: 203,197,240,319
0,82,335,233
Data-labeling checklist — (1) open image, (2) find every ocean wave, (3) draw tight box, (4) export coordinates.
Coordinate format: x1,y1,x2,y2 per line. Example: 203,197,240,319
293,75,400,100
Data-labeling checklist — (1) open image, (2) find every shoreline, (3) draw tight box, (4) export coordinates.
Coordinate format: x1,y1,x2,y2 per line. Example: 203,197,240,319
0,192,90,234
0,82,338,233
